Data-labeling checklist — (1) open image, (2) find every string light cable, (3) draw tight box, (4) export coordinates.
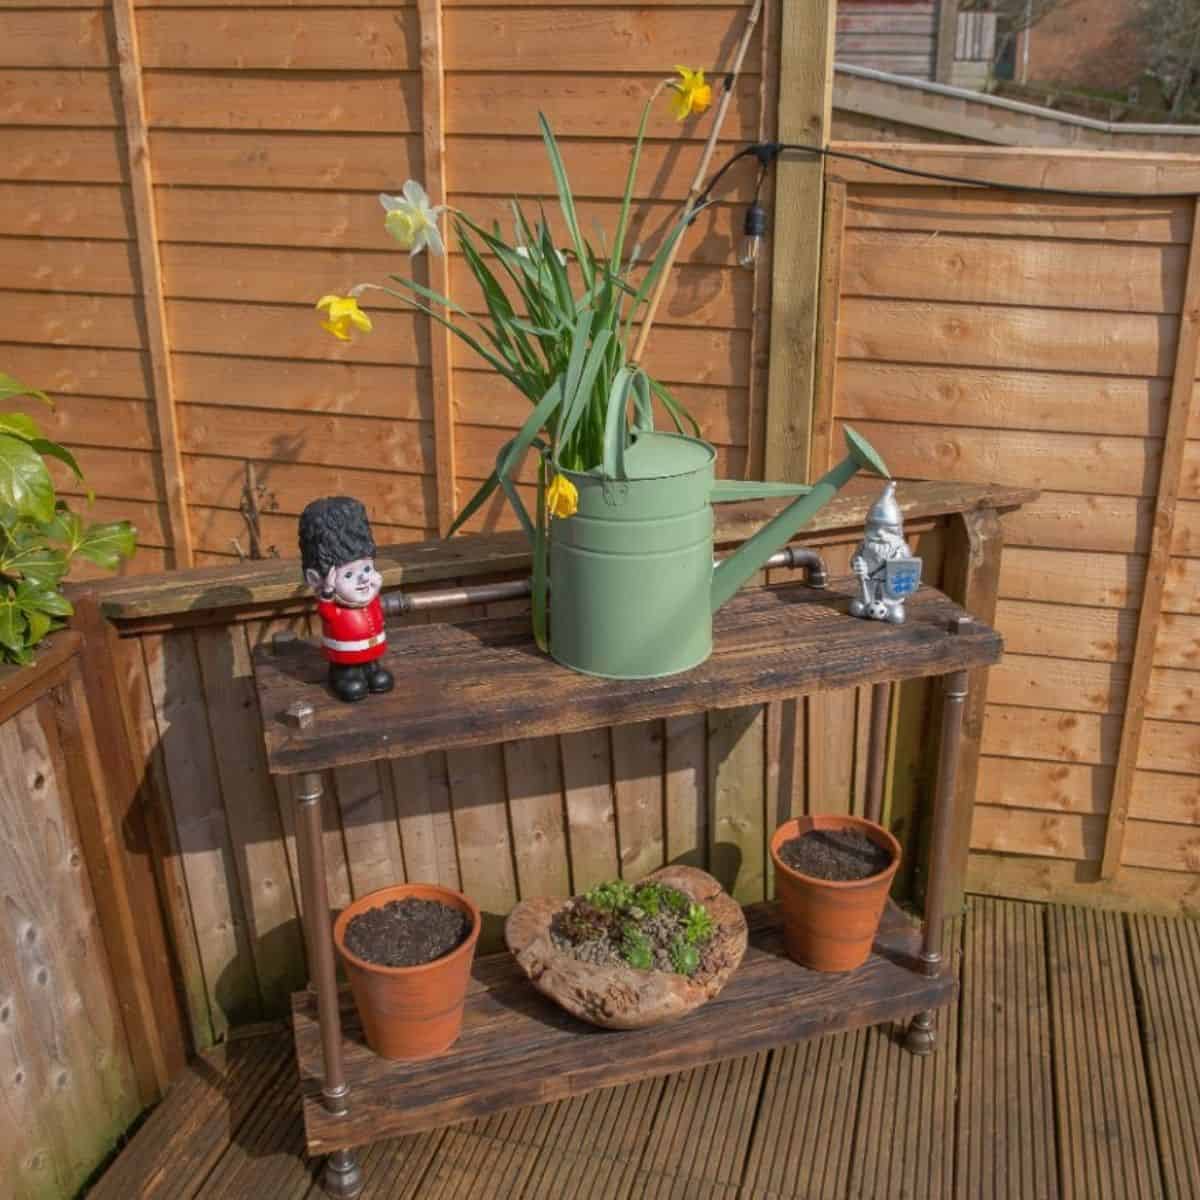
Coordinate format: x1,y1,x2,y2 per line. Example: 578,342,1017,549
693,141,1200,264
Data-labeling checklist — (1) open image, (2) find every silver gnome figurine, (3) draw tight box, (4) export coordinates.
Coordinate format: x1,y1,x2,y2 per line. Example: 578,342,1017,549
850,481,922,624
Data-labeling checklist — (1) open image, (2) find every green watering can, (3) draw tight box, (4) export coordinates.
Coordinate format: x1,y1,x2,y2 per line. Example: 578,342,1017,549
509,425,889,679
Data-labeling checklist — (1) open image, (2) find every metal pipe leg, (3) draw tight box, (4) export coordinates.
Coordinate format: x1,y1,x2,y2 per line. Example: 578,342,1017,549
294,771,350,1115
905,666,969,1056
323,1149,365,1198
864,682,891,826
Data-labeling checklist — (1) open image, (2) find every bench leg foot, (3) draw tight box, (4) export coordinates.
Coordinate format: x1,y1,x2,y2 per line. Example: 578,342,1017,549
323,1149,364,1198
904,1010,937,1056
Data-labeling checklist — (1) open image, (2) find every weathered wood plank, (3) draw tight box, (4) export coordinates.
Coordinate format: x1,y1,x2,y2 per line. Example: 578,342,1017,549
559,728,620,892
957,899,1058,1200
294,903,951,1151
86,483,1034,620
1127,913,1200,1200
258,582,1002,774
503,736,570,900
1047,906,1164,1200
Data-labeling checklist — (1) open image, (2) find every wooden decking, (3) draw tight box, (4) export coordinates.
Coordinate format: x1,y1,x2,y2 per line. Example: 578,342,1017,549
88,900,1200,1200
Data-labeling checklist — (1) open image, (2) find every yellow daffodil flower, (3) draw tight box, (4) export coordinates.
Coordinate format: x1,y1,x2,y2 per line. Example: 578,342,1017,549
546,474,578,519
669,66,713,122
316,294,373,342
380,181,446,256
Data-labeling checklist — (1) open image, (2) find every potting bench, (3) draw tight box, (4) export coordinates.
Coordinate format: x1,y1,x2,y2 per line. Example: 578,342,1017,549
251,577,1002,1197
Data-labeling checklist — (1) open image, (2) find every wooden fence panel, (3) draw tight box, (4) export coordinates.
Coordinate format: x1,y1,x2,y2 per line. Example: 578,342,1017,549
0,646,149,1200
819,147,1200,915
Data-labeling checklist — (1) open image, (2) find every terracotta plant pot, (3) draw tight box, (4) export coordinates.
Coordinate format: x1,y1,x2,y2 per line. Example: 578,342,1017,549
770,815,901,973
333,882,481,1061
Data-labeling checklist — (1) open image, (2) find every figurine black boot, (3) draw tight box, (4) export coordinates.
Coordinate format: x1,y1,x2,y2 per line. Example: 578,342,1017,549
329,664,369,702
365,662,394,694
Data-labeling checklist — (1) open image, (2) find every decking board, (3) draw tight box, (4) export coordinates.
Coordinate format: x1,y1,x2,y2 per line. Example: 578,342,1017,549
957,899,1058,1200
1127,914,1200,1200
848,916,963,1200
90,900,1200,1200
1048,907,1165,1200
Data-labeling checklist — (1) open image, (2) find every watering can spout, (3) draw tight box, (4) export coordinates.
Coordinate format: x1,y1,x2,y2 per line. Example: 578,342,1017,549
710,426,889,614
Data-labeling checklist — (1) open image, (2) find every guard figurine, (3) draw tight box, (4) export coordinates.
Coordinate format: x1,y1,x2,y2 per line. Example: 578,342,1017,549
850,481,922,625
299,496,401,703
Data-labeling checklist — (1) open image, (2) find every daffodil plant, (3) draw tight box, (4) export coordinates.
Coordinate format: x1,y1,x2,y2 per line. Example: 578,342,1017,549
315,69,714,646
0,374,136,666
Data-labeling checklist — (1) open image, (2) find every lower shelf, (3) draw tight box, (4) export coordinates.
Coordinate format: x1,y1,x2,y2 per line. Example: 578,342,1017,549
292,901,953,1154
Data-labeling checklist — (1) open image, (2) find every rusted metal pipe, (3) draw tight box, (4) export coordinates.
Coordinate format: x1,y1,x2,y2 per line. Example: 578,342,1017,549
294,771,349,1116
381,547,828,616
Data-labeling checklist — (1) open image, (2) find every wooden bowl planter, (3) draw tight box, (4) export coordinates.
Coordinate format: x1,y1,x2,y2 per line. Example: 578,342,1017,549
505,865,748,1029
333,883,481,1061
770,815,902,973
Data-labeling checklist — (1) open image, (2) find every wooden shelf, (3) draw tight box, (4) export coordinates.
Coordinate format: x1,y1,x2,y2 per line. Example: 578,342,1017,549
255,578,1001,774
292,901,953,1154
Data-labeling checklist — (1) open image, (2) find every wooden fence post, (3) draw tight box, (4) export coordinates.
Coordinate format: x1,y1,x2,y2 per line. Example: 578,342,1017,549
763,0,837,484
1099,200,1200,878
935,0,959,83
417,0,458,536
110,0,194,567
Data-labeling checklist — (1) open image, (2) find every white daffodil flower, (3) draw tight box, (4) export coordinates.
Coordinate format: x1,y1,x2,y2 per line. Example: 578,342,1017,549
515,244,567,267
379,181,446,256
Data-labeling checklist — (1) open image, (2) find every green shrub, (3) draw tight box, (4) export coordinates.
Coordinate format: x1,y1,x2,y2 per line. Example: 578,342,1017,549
0,374,136,666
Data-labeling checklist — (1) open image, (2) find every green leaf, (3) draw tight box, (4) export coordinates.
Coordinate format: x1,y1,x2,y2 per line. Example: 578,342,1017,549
71,520,136,570
630,368,653,435
497,376,564,484
610,92,657,274
648,378,699,437
0,541,68,591
0,433,55,523
29,437,82,481
24,607,51,646
446,469,501,538
15,580,73,618
556,328,611,455
0,594,27,653
537,112,592,288
0,374,49,407
532,457,549,654
602,366,636,481
0,412,41,441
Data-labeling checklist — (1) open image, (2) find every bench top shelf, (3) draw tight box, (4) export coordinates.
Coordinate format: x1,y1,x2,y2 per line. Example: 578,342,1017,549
293,900,952,1153
253,577,1001,775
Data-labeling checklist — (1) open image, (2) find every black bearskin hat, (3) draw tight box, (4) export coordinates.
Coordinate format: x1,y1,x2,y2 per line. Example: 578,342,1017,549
298,496,377,581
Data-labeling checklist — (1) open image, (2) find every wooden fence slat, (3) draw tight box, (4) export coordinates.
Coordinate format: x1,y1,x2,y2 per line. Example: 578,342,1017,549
1101,201,1200,878
809,178,847,477
611,720,666,883
664,713,707,873
142,631,262,1034
560,729,620,892
111,0,193,567
707,705,766,903
503,736,570,900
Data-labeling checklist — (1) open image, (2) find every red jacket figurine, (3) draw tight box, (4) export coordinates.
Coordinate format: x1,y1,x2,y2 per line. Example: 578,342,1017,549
299,496,396,703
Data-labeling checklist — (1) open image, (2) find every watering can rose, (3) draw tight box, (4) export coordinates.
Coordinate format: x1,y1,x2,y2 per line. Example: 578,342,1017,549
316,294,372,342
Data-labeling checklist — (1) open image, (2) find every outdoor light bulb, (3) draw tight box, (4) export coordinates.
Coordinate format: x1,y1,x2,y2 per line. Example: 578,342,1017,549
738,203,767,268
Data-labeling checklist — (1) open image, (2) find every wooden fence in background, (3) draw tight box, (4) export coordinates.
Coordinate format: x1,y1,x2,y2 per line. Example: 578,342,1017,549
2,0,778,573
0,628,185,1199
813,145,1200,917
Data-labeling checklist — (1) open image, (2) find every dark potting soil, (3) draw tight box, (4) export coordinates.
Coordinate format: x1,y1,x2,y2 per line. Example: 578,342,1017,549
779,829,893,882
343,897,470,968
